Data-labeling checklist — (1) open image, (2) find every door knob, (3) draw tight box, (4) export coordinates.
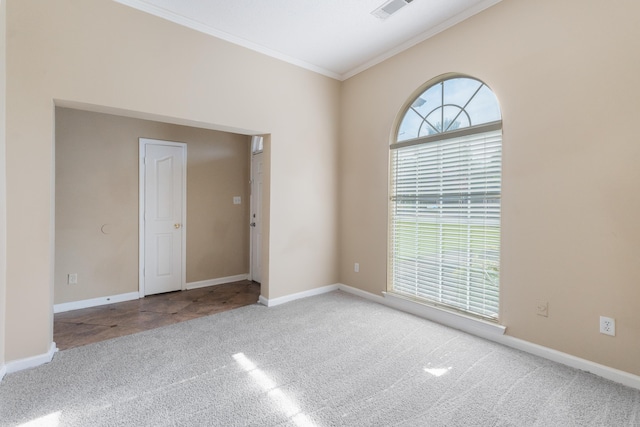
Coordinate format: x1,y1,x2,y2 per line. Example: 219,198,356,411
174,223,181,229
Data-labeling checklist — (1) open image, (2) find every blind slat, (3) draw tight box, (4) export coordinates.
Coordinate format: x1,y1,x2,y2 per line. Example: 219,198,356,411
390,129,501,320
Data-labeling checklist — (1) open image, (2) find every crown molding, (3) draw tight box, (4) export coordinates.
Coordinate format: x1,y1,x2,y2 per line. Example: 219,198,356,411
341,0,503,80
114,0,503,82
113,0,343,80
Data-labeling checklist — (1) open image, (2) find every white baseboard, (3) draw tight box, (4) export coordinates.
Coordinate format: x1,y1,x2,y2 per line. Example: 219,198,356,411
258,283,339,307
8,283,638,390
5,342,57,375
382,291,506,337
338,284,506,338
498,335,640,390
338,284,504,336
0,364,6,381
337,283,386,304
54,292,140,314
54,276,250,313
186,274,249,290
335,283,640,391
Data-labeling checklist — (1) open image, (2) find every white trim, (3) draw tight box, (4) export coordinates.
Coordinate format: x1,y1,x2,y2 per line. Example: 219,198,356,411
249,151,261,283
497,335,640,390
341,0,503,80
139,138,187,298
334,284,640,390
258,284,339,307
0,365,6,382
5,342,57,375
337,283,386,304
53,292,140,314
112,0,503,82
139,141,145,297
382,291,506,336
186,274,249,290
8,283,636,390
338,284,505,336
249,149,253,282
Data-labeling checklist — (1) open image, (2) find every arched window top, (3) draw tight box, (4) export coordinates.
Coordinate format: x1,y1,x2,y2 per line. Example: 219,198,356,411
397,76,501,142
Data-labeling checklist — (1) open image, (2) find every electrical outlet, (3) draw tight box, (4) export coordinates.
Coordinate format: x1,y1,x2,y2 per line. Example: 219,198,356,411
68,273,78,285
536,301,548,317
354,263,360,273
599,316,615,336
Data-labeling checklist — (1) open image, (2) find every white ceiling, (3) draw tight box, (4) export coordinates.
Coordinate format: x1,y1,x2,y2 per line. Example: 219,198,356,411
115,0,502,81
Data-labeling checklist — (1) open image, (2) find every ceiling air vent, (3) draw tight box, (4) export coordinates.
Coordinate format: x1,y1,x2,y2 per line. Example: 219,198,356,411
371,0,414,20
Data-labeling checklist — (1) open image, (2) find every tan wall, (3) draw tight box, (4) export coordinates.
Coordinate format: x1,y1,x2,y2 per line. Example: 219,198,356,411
183,125,250,284
10,0,637,379
340,0,640,375
0,0,7,369
55,108,249,305
5,0,340,362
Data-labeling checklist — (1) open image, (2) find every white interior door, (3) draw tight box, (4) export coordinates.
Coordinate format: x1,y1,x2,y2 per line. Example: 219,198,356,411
140,139,186,296
250,152,263,283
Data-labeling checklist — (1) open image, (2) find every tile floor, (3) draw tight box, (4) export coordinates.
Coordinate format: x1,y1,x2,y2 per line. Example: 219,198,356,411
54,280,260,350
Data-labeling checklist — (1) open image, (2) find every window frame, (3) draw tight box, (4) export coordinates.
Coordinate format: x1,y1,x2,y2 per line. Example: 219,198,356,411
387,73,503,322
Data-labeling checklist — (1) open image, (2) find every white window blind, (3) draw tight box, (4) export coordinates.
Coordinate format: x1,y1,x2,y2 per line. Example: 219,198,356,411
389,128,502,320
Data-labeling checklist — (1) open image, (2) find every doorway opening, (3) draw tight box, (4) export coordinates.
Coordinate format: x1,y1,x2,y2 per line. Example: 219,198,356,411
139,138,187,296
54,281,259,350
250,136,264,284
53,105,268,349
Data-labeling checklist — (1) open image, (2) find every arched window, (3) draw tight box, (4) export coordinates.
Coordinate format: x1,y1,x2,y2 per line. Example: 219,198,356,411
389,75,502,320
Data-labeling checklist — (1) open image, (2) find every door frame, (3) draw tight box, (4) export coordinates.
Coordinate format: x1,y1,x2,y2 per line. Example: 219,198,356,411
138,138,187,297
249,150,263,283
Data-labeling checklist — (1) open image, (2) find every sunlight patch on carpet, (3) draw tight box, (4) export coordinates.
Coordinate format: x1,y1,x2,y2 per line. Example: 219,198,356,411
18,411,61,427
233,352,316,427
424,366,452,377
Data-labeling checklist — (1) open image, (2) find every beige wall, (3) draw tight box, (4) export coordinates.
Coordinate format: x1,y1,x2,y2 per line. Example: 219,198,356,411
7,0,638,379
183,124,250,284
4,0,340,362
55,108,249,304
340,0,640,375
0,0,7,369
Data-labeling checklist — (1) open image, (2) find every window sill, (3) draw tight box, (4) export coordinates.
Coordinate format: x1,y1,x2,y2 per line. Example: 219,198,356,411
382,292,506,337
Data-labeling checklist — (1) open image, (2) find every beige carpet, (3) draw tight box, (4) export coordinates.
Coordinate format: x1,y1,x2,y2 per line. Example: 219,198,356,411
1,290,639,426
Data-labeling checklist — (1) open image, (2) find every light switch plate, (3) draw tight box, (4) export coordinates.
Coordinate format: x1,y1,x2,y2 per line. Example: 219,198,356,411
233,196,241,205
